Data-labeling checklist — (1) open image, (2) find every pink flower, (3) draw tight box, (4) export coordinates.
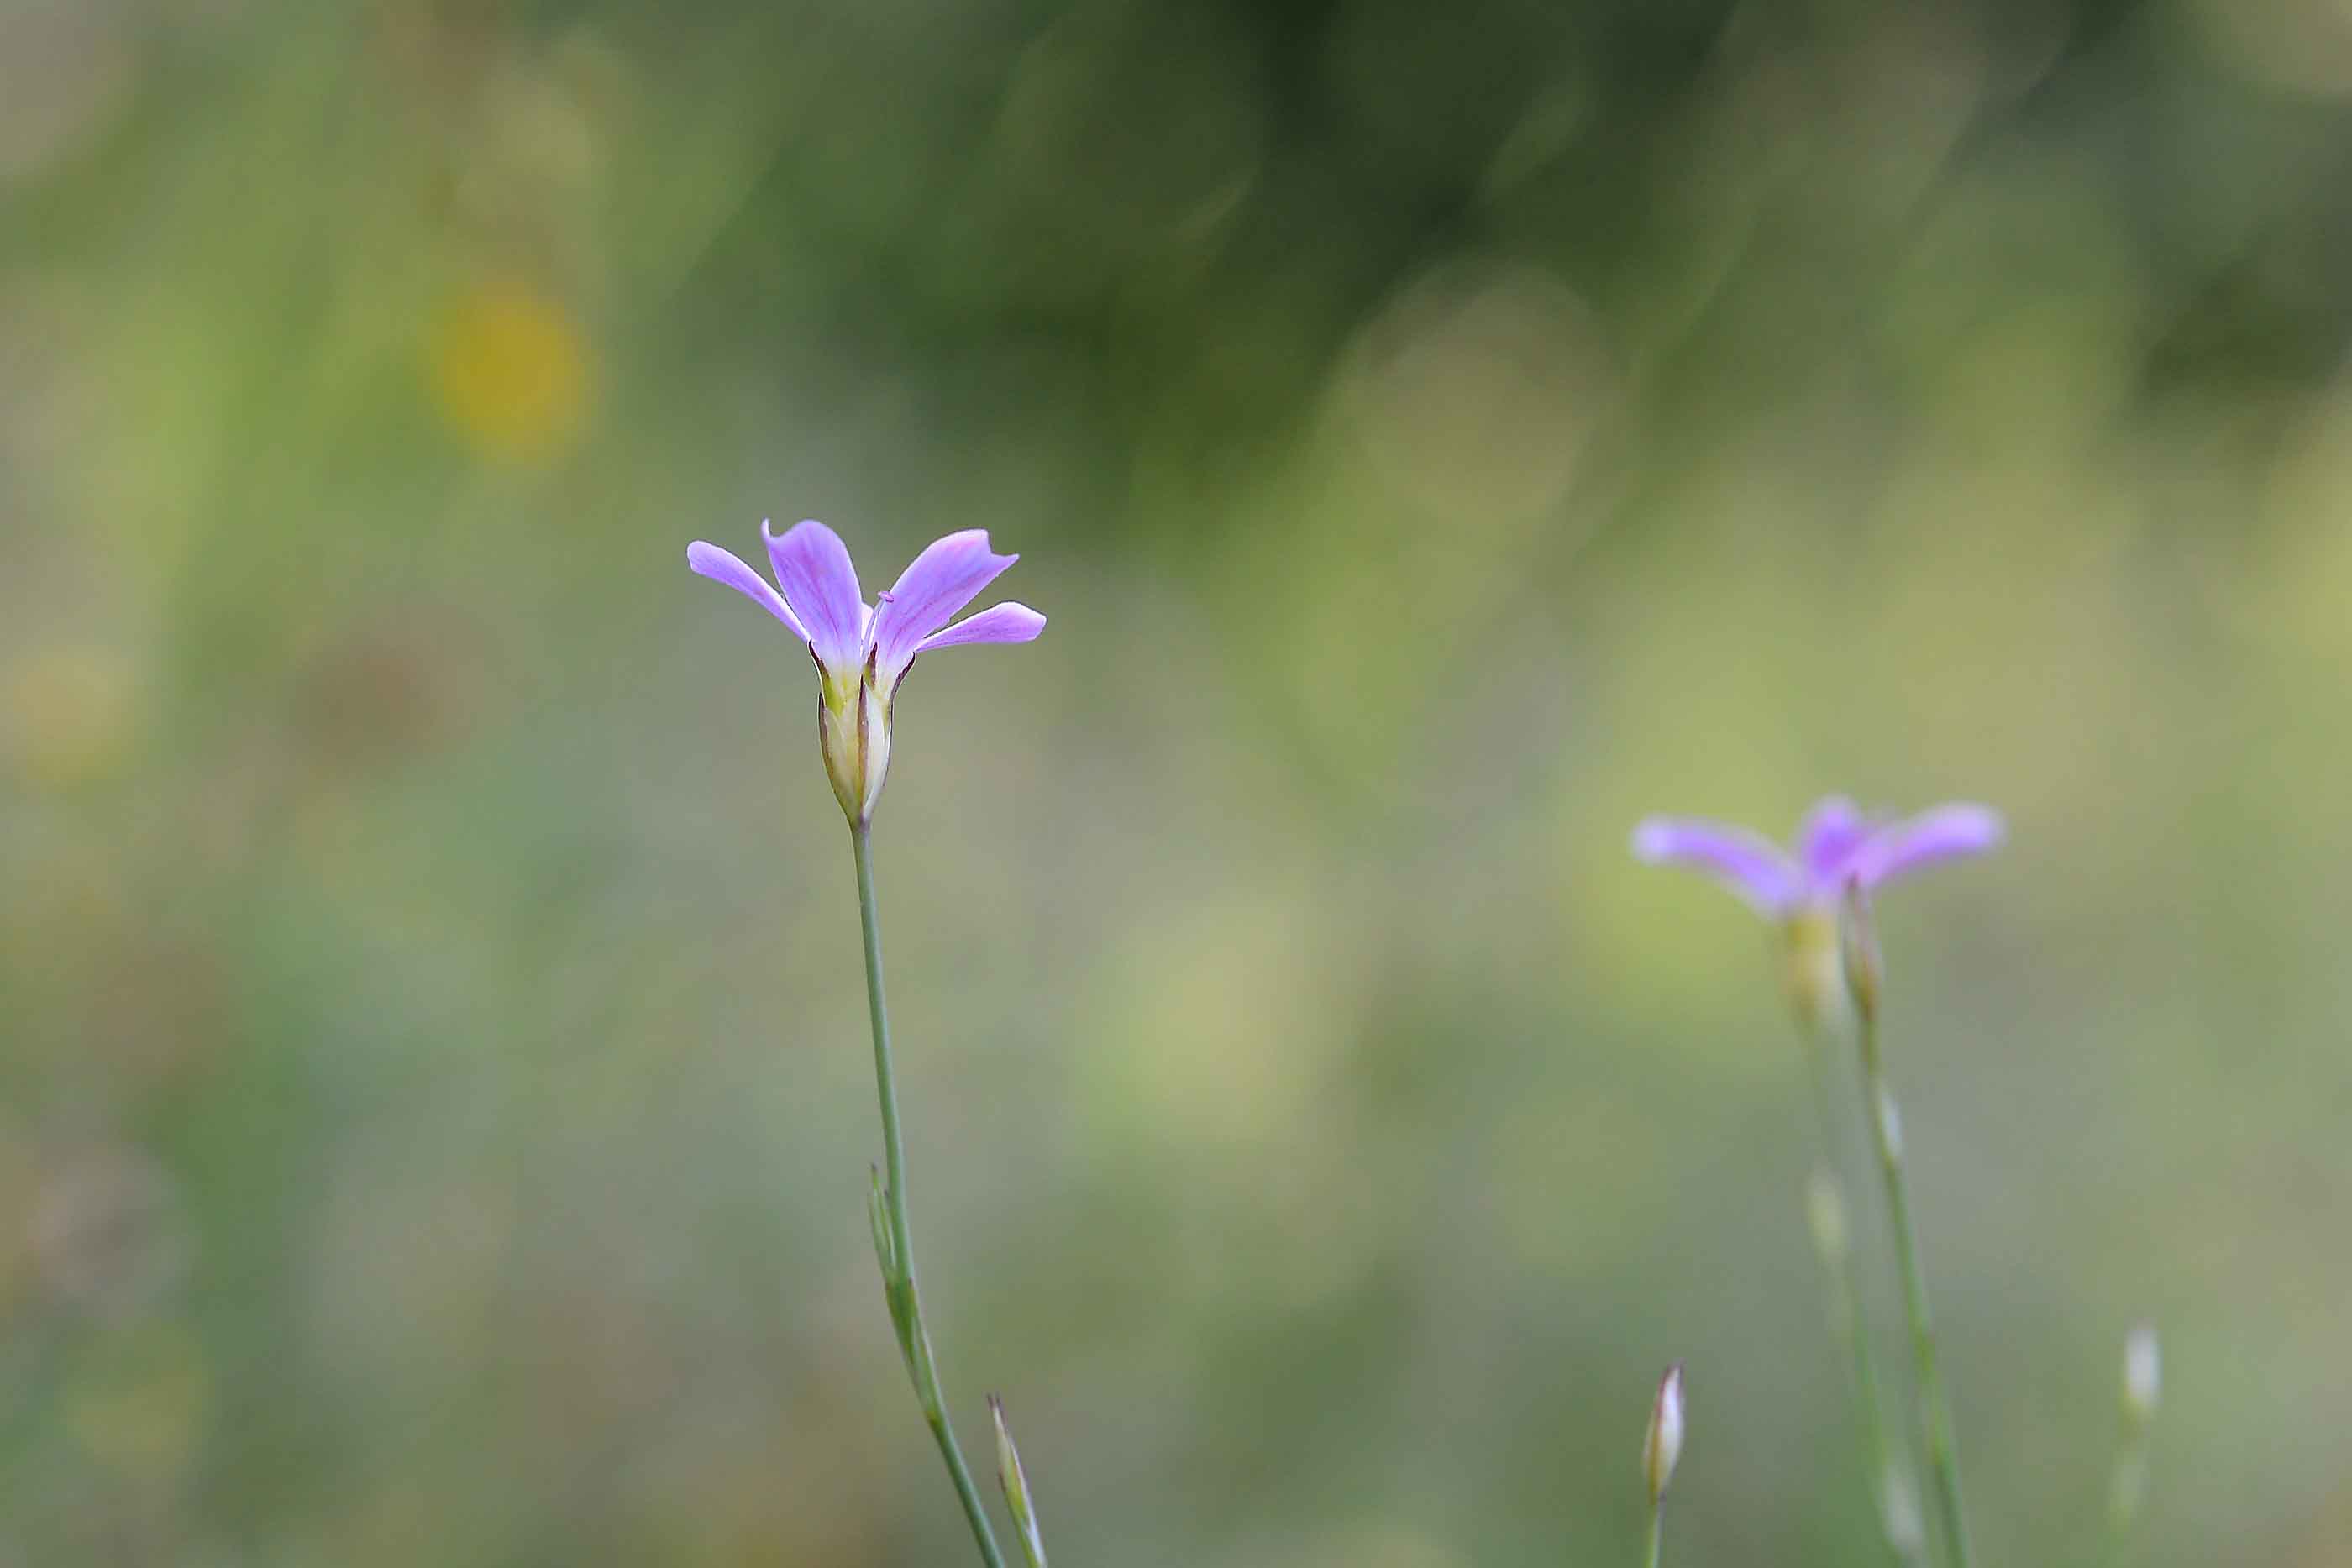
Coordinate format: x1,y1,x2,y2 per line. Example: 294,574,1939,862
689,521,1045,822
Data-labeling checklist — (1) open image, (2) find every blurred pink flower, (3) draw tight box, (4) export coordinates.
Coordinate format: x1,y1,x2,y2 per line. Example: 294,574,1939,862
1632,796,2003,918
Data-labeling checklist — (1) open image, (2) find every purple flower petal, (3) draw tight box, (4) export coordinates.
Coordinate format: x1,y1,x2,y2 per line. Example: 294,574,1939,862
870,530,1020,680
916,601,1046,653
1630,817,1808,915
1797,795,1872,882
1849,803,2003,889
764,520,866,674
686,541,811,642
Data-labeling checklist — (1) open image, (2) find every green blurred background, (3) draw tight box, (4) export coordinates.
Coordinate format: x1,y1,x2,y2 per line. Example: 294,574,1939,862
6,0,2352,1562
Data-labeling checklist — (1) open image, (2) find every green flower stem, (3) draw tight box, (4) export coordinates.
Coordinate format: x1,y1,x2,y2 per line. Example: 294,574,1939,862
1854,1009,1974,1568
2103,1419,2150,1566
1643,1504,1662,1568
853,822,1009,1568
1802,1031,1919,1566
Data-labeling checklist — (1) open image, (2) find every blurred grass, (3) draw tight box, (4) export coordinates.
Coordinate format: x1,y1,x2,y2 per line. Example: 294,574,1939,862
7,0,2352,1563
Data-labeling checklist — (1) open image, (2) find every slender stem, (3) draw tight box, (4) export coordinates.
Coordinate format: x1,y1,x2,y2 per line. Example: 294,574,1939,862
853,822,1009,1568
1854,1009,1974,1568
1823,1190,1912,1566
1801,1032,1919,1567
1642,1504,1662,1568
2103,1420,2150,1567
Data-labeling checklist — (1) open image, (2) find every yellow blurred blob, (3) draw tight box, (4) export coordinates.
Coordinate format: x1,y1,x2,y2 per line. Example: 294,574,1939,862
63,1320,210,1483
427,281,591,464
3,646,136,789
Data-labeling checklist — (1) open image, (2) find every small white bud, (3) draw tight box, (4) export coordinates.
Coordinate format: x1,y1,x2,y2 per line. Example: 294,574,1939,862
1876,1087,1903,1162
1643,1364,1685,1507
1805,1170,1848,1267
2123,1323,2160,1423
1879,1464,1926,1558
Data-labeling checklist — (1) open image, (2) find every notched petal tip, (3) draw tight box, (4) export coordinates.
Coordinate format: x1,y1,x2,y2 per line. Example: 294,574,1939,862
763,517,855,577
763,517,865,668
872,531,1027,676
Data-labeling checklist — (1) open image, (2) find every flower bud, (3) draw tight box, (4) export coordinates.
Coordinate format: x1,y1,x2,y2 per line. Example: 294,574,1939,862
1643,1363,1685,1508
1875,1086,1903,1163
2122,1323,2160,1424
990,1394,1049,1568
1879,1463,1926,1558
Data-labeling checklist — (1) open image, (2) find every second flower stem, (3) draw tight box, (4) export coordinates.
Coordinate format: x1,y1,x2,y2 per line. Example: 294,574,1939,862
1855,1009,1974,1568
853,822,1009,1568
1803,1033,1919,1567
